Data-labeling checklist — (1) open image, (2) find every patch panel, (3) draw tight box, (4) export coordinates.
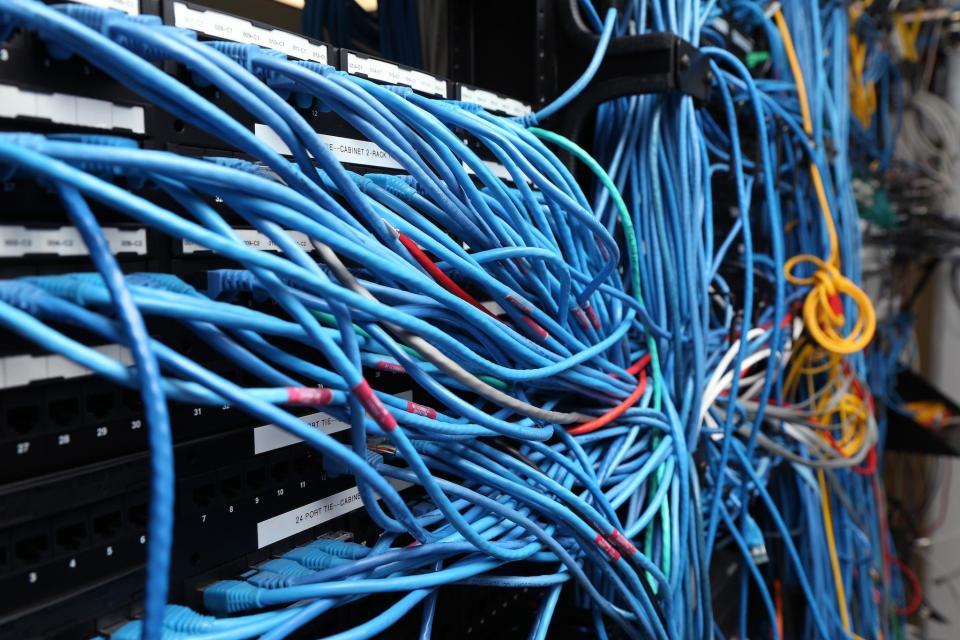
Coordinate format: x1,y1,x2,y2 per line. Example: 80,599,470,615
0,417,397,637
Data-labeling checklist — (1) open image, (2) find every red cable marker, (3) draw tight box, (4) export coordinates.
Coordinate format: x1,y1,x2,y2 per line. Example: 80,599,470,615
353,379,397,432
286,387,333,406
609,529,638,556
406,401,437,419
594,534,621,561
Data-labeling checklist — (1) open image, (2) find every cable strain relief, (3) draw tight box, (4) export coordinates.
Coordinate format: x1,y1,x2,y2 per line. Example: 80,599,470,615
126,273,198,296
0,280,46,315
161,605,216,633
202,580,261,614
383,84,414,98
307,539,370,559
246,570,294,589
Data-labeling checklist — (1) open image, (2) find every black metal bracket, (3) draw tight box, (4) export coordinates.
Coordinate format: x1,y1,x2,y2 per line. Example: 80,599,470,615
544,0,712,170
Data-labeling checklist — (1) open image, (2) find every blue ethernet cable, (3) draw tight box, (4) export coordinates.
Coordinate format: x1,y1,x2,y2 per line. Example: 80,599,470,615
55,185,173,640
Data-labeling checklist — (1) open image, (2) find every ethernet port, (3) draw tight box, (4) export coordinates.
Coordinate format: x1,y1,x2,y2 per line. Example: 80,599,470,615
86,391,116,419
6,404,40,435
270,460,290,483
92,511,122,540
121,390,142,414
48,397,80,427
15,532,49,564
246,467,266,491
219,474,242,500
293,454,313,476
127,503,147,530
55,521,87,551
192,483,215,508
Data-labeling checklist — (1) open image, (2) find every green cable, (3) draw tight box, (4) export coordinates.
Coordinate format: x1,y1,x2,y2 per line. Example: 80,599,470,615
529,127,671,584
528,126,662,408
308,309,510,391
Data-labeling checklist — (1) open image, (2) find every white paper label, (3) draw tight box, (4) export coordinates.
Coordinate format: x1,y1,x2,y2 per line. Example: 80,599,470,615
172,2,327,63
253,411,350,455
346,53,446,97
0,226,147,257
459,86,531,117
181,228,313,255
0,344,130,389
0,84,145,133
69,0,139,15
254,391,411,454
254,123,404,170
256,478,411,548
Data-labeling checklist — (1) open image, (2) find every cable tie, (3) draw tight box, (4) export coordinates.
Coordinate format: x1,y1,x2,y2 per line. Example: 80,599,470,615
828,293,844,317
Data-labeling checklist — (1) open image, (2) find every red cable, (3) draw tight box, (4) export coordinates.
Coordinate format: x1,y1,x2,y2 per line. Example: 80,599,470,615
892,555,923,616
569,355,651,435
397,232,498,319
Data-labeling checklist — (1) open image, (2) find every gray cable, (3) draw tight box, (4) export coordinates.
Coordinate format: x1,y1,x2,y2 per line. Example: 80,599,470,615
312,238,594,424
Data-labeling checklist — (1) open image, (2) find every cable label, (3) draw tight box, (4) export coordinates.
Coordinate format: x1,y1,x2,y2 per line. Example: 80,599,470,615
172,2,327,63
353,380,398,432
286,387,333,406
609,529,637,556
594,534,621,561
406,401,437,419
68,0,139,15
374,360,406,374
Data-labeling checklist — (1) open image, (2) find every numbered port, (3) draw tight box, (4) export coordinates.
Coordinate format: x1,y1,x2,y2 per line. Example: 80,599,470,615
6,403,40,435
55,521,87,552
219,474,242,500
192,483,215,509
14,532,49,565
47,397,79,428
246,467,266,491
92,511,122,540
127,503,147,531
85,391,116,420
270,460,290,484
120,390,142,414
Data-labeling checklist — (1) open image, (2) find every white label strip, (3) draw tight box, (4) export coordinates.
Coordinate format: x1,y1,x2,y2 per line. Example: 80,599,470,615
0,344,131,389
69,0,139,15
464,159,516,183
181,228,313,255
172,2,327,63
345,53,446,97
254,123,404,170
459,86,531,117
255,391,411,454
254,411,350,455
0,84,145,133
256,478,412,548
0,226,147,257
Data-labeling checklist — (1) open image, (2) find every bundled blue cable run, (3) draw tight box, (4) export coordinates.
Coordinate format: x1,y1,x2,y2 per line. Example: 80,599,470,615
0,1,916,638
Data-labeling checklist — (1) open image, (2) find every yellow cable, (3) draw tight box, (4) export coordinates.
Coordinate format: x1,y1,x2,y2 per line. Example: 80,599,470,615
774,9,877,356
818,470,854,635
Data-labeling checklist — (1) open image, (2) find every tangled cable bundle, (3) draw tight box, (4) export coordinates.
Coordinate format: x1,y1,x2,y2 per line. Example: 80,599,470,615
0,0,923,638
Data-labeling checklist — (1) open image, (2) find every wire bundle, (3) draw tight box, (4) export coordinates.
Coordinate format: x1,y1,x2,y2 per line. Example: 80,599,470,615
0,0,921,638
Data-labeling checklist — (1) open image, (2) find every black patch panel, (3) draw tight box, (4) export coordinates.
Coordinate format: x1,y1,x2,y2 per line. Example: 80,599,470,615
0,418,395,637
